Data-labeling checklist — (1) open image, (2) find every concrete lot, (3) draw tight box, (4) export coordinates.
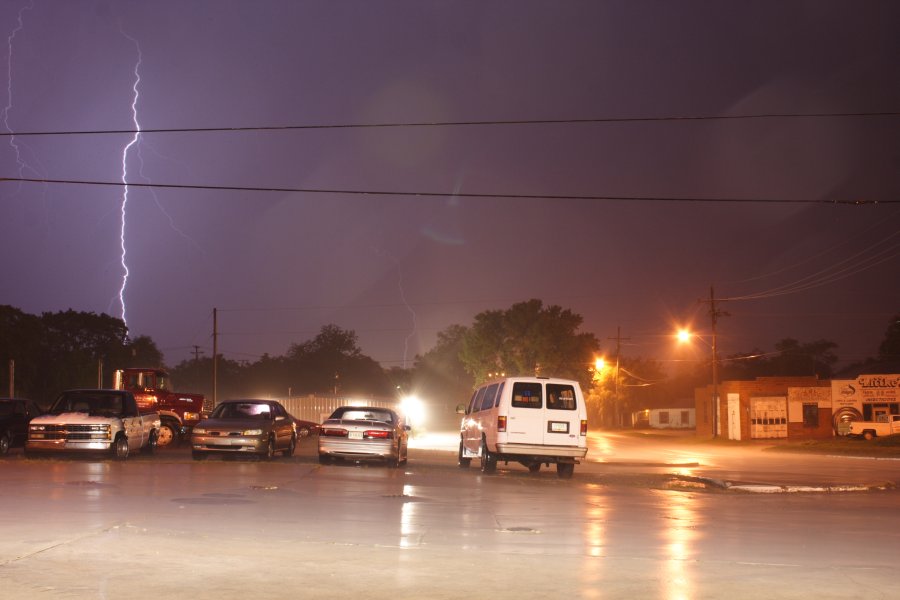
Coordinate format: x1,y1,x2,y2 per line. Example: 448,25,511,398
1,432,896,599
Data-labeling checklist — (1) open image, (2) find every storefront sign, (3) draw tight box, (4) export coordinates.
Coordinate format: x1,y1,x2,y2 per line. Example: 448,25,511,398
832,374,900,405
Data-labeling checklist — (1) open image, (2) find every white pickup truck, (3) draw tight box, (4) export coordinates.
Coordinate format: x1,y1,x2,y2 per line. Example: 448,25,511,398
26,389,161,460
849,414,900,440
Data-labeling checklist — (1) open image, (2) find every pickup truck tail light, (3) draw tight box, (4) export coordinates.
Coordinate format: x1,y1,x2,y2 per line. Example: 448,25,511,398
321,428,348,437
497,416,507,432
364,430,393,439
580,420,588,436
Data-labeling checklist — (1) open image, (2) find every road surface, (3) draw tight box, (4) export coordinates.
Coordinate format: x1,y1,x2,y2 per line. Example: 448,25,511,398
0,431,895,599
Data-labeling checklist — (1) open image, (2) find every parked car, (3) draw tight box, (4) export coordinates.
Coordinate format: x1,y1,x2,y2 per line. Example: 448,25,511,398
0,398,43,455
191,399,296,460
318,406,409,467
293,417,320,437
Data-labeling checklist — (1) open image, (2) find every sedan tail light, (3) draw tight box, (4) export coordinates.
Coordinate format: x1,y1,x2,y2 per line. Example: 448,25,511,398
580,420,588,436
497,415,507,432
364,430,393,439
321,428,348,437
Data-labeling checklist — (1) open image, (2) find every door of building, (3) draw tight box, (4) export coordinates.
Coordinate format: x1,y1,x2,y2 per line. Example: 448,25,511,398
727,393,741,440
750,397,788,439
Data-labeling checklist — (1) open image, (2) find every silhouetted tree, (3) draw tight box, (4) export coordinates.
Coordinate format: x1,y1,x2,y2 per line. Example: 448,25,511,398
460,299,599,388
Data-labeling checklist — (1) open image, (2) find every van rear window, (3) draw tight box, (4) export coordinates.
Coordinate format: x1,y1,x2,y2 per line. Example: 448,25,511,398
547,384,577,410
512,382,542,409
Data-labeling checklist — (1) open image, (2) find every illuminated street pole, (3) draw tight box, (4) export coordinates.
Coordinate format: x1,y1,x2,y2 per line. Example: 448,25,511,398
213,307,218,406
608,326,629,428
677,286,727,439
710,286,719,438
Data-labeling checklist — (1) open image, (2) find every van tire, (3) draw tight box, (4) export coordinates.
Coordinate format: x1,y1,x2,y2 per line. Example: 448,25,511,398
458,440,471,468
863,430,875,441
480,440,497,474
527,463,541,473
556,463,574,479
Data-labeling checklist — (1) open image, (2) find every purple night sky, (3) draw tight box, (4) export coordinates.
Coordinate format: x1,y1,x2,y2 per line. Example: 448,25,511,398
2,1,899,370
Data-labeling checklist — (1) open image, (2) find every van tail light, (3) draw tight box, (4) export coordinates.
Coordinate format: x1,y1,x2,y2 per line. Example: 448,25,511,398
580,420,588,436
498,416,507,432
364,430,393,439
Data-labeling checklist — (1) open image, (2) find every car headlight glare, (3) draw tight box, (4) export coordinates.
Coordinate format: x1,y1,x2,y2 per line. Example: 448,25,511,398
242,429,263,436
193,428,207,435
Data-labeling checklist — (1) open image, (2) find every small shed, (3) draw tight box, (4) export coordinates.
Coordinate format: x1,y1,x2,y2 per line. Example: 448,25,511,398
632,407,696,429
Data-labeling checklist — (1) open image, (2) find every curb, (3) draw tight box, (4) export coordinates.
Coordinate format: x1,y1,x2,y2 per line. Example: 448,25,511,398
689,476,895,493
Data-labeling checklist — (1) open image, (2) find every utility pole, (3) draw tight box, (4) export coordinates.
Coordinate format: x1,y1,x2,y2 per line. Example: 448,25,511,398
212,308,218,406
608,326,630,428
192,345,204,361
97,358,104,388
8,359,14,397
701,285,729,438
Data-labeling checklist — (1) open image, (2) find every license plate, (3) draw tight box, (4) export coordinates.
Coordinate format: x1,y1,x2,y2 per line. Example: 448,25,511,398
548,421,569,433
349,431,363,440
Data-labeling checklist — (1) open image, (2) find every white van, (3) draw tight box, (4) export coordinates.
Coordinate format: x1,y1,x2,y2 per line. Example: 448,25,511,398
457,376,588,478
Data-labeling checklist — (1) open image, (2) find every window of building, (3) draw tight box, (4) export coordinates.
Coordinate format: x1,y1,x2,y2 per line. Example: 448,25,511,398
659,411,670,424
802,403,819,427
680,410,690,424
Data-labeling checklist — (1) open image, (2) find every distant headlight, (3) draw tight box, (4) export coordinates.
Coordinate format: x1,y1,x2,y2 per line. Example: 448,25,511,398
193,428,207,435
242,429,263,436
30,425,45,431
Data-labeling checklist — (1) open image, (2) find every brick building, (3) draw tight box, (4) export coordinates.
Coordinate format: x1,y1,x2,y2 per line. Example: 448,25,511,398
694,376,832,440
695,373,900,440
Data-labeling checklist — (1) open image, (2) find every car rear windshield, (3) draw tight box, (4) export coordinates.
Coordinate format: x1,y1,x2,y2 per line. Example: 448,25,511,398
330,408,394,423
511,382,542,409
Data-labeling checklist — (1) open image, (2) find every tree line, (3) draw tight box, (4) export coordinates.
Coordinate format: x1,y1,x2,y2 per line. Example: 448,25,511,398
2,302,897,428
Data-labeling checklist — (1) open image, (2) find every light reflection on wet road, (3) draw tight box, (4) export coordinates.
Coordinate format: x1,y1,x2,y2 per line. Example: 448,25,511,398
0,433,896,599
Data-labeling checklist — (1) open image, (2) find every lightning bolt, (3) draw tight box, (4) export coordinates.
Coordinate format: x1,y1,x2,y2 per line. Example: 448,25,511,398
112,25,143,327
136,138,205,256
372,248,420,368
396,265,419,369
3,0,37,187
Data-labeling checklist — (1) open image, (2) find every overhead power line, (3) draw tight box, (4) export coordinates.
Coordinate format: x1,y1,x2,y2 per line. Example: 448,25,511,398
0,111,897,137
727,227,900,301
2,176,895,204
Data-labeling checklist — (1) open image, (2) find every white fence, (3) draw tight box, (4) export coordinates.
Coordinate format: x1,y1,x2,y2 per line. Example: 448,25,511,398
274,395,399,424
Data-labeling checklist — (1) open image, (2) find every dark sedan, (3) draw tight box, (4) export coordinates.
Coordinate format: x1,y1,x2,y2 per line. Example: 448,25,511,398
0,398,43,455
191,399,296,460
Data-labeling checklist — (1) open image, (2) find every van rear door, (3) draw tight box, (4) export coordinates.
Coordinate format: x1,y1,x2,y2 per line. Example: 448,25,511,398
506,381,544,445
543,382,582,447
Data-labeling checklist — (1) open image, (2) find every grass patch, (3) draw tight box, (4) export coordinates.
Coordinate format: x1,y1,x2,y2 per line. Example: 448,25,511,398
766,435,900,457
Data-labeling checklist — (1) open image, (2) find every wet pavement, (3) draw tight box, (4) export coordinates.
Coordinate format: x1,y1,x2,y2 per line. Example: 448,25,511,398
1,432,897,598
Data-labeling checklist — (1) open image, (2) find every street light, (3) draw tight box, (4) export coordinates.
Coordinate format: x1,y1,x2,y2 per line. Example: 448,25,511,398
676,326,719,438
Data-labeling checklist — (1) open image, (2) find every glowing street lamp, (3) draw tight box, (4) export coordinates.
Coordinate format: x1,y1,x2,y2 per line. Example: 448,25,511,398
675,326,719,438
